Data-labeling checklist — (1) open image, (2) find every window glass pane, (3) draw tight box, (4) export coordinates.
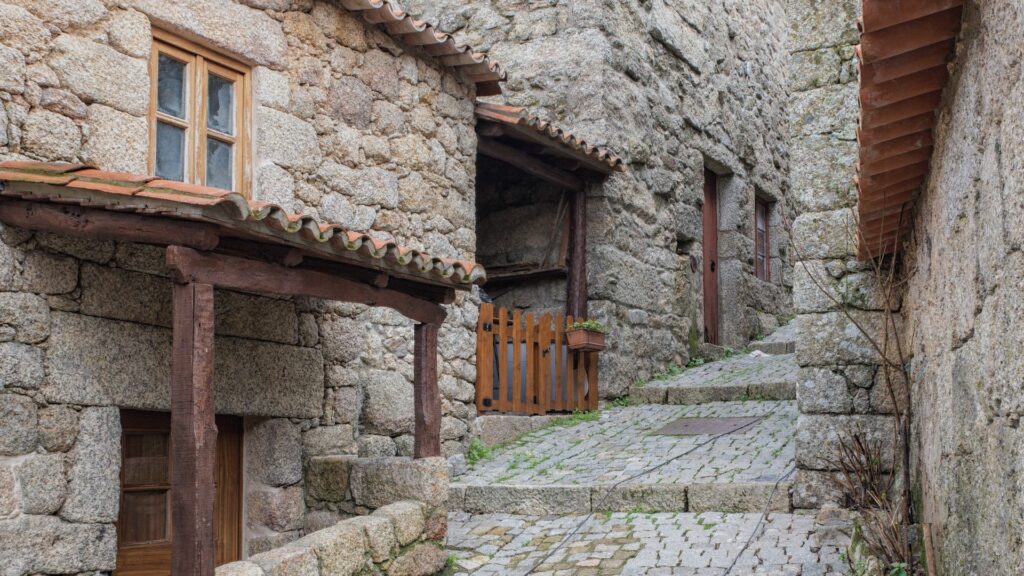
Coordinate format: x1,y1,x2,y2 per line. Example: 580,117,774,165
121,490,169,545
207,74,234,135
155,122,186,181
123,432,170,486
206,137,233,190
157,55,187,119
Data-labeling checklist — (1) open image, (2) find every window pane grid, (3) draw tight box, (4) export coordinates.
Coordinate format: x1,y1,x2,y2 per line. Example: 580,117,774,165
150,31,249,196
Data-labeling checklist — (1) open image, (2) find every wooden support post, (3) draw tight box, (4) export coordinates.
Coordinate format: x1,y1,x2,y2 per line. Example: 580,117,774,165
566,187,588,319
170,279,217,576
413,322,441,458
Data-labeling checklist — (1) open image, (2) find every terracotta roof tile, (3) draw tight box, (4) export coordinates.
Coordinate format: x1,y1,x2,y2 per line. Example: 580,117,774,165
475,103,626,174
0,160,485,288
855,0,964,259
338,0,505,97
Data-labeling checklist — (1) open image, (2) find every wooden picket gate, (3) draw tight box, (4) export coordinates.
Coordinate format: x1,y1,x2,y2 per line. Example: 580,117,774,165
475,303,599,414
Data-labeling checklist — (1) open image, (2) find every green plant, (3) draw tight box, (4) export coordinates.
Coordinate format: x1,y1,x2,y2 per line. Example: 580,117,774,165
567,319,610,333
653,365,684,380
888,563,908,576
609,396,633,408
686,356,706,368
465,438,492,466
550,409,601,427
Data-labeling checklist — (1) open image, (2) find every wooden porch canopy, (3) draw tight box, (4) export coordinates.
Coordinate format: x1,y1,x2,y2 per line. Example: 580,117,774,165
474,103,625,318
0,160,486,576
855,0,964,259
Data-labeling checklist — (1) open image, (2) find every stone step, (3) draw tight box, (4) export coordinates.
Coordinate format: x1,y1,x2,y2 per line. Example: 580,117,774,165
748,340,796,355
749,319,797,354
455,403,797,520
448,481,792,515
630,353,798,405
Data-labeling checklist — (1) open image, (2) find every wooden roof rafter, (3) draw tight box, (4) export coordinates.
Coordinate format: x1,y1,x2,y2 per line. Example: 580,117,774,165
855,0,965,260
475,103,626,181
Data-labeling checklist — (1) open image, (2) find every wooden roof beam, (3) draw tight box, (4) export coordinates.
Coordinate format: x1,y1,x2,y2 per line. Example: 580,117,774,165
477,136,585,192
165,246,447,325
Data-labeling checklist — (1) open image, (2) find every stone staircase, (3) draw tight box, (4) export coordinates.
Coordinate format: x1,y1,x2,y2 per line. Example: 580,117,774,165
446,331,851,575
629,322,798,405
629,352,798,405
749,319,797,355
450,323,802,516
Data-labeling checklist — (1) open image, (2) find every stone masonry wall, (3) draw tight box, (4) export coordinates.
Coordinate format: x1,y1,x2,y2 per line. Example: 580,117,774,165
0,0,481,571
901,2,1024,573
404,0,794,396
218,500,448,576
786,0,898,508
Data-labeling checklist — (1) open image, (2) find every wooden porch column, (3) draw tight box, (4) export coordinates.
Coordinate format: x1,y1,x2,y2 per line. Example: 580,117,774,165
413,322,441,458
170,280,217,576
566,187,588,319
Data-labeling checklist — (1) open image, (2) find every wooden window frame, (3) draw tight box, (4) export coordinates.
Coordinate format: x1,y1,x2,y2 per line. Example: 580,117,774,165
754,196,771,282
149,29,252,197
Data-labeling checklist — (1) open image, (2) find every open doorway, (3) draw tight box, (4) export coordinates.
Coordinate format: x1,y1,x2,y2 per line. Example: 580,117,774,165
472,104,623,414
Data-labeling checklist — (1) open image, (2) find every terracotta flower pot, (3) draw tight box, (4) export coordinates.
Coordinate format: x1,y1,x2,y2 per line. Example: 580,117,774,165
566,328,607,352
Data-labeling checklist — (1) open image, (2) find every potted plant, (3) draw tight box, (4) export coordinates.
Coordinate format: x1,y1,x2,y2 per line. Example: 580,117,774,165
566,319,609,352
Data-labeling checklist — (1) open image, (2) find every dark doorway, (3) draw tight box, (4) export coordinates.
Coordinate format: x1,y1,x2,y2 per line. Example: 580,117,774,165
115,411,243,576
702,168,720,344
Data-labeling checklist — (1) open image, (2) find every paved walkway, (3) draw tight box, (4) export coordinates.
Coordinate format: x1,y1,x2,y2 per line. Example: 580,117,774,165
448,510,851,575
630,353,798,405
451,401,797,514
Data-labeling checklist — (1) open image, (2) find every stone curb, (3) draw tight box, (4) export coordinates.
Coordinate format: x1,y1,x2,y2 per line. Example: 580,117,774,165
449,482,792,515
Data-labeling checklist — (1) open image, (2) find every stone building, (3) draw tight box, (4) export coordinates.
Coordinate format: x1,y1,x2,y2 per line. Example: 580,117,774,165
15,0,1024,574
0,1,502,573
406,0,796,396
789,0,1024,573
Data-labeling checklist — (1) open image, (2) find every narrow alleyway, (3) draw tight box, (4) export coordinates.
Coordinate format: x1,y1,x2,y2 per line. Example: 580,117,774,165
448,343,853,574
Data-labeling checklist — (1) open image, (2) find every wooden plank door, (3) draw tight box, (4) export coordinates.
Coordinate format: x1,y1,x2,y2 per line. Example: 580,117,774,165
702,168,720,345
115,411,242,576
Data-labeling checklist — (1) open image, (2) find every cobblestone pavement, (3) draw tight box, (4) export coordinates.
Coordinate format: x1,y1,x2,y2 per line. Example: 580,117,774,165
630,354,798,405
455,401,796,488
448,510,850,575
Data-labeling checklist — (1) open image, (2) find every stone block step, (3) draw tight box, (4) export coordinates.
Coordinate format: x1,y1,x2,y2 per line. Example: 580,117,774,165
749,340,796,354
448,481,792,515
631,353,798,405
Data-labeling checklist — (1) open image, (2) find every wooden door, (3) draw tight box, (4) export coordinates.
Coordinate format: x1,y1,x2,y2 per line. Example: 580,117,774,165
702,168,720,345
115,411,242,576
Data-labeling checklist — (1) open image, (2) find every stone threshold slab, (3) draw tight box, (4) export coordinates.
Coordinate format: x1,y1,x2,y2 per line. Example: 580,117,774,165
630,380,796,405
449,481,792,515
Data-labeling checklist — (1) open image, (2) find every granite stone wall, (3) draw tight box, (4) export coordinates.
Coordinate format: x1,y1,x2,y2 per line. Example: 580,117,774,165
785,0,898,508
217,499,449,576
403,0,794,396
901,2,1024,573
0,0,479,571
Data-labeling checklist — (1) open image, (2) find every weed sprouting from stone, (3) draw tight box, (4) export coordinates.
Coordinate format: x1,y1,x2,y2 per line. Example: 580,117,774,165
466,438,493,466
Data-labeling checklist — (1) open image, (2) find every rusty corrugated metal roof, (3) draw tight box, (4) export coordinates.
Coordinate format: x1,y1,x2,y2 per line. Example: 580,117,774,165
0,160,486,288
855,0,964,259
475,103,626,174
339,0,505,96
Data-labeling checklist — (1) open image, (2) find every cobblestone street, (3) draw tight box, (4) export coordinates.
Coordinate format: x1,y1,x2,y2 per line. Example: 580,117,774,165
456,401,795,488
448,511,850,575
